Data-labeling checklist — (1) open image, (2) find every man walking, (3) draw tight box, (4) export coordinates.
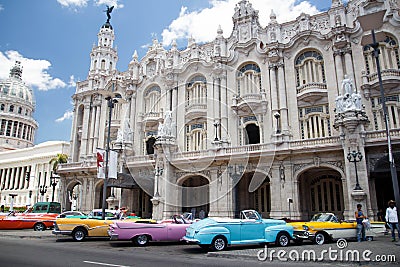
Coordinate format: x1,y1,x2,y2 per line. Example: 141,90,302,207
386,200,400,242
355,204,366,242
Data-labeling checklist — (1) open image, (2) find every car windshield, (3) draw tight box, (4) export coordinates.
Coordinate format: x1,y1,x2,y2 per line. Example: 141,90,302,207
311,213,338,222
241,210,260,220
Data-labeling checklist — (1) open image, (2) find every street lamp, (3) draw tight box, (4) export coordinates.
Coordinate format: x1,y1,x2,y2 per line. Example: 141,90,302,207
274,112,281,134
358,11,400,217
39,185,47,201
347,150,363,190
50,175,59,202
101,93,121,220
213,120,220,141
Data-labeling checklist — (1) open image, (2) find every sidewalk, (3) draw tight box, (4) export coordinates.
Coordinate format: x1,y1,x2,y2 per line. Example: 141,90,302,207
208,236,400,264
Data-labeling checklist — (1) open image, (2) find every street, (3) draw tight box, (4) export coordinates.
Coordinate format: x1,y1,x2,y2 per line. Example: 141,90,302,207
0,230,399,267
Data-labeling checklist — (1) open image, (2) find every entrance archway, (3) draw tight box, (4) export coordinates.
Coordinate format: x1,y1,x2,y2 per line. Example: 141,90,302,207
180,176,209,218
66,182,82,211
235,172,270,218
298,168,344,220
371,153,400,210
244,123,260,144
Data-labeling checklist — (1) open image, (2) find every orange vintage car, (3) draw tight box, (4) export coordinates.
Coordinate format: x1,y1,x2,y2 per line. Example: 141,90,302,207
0,202,61,231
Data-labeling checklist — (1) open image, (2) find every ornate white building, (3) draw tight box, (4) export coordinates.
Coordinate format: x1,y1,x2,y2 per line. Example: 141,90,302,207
58,0,400,220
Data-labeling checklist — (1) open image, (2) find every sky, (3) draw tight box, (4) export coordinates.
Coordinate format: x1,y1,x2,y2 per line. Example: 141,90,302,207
0,0,341,144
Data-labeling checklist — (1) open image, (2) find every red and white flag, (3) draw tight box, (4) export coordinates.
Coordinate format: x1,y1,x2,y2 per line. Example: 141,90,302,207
96,148,105,179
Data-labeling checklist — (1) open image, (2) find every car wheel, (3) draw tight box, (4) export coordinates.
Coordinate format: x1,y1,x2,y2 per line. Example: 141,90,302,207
33,222,46,231
72,228,87,241
211,236,227,251
314,232,326,245
366,236,373,241
276,232,290,247
134,234,149,246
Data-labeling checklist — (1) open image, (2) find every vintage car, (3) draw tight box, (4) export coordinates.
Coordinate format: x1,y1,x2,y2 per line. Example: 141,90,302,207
0,202,61,231
182,210,294,251
108,214,190,246
52,209,156,241
290,213,386,245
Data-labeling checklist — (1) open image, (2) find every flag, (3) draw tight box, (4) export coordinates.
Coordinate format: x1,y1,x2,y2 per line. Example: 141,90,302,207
109,150,118,179
96,148,105,179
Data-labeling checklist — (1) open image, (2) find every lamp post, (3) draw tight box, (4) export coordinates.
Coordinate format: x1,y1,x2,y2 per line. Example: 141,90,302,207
358,11,400,219
347,150,363,190
50,175,59,202
274,112,281,134
101,93,121,220
39,185,47,202
213,120,220,141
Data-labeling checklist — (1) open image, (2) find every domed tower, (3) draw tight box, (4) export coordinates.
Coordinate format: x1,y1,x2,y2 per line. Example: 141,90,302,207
0,61,38,151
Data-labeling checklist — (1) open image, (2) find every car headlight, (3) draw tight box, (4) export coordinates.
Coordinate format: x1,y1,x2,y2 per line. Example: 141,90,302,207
302,225,309,231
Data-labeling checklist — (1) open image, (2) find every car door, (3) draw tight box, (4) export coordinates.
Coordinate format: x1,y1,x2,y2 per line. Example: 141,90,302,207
240,219,265,242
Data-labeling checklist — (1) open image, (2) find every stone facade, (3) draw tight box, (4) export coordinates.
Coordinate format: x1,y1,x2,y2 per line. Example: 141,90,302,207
58,0,400,220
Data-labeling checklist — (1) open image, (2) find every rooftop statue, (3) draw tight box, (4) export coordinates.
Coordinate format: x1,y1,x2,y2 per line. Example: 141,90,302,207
105,5,114,23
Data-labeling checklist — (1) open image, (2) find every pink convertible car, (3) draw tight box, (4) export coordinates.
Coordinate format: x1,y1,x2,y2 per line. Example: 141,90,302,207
108,215,191,246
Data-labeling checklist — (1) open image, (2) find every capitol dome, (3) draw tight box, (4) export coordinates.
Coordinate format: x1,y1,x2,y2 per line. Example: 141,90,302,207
0,61,38,151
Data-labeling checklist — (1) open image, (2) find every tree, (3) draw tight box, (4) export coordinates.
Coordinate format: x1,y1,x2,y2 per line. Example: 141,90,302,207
49,153,68,174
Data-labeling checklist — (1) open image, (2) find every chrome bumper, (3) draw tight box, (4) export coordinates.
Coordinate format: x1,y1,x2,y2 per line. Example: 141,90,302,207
52,230,72,236
181,236,200,243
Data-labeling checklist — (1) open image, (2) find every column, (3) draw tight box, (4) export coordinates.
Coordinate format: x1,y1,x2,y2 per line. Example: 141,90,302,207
334,51,344,94
88,103,96,155
278,63,289,133
270,65,278,113
344,52,355,84
221,75,228,141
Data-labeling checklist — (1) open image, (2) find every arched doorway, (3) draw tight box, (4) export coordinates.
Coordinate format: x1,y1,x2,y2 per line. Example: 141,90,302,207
181,176,209,218
370,153,400,210
235,172,270,218
298,168,344,220
95,181,111,209
244,123,260,144
66,182,82,211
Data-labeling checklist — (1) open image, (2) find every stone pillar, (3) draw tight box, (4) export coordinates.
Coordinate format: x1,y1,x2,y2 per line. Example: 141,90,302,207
334,105,371,219
277,63,289,134
208,167,231,218
334,51,344,95
79,101,91,159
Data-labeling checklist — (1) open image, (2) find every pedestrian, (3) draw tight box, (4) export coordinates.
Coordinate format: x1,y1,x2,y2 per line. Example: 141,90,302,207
377,208,385,222
355,203,367,242
385,200,400,242
199,209,205,219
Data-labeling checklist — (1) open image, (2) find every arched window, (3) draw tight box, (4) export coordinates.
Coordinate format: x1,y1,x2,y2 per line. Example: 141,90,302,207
186,76,207,107
237,63,261,96
295,50,325,87
185,122,207,151
18,107,22,114
364,35,400,75
101,60,106,70
299,105,331,139
9,105,14,112
144,86,161,115
0,104,4,111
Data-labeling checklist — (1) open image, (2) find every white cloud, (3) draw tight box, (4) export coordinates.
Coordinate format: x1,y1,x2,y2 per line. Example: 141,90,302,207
0,4,4,12
161,0,320,46
0,50,67,91
94,0,124,9
55,110,74,122
57,0,88,8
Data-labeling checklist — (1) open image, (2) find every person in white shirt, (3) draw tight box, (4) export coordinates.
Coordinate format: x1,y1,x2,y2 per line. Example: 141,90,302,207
385,200,400,242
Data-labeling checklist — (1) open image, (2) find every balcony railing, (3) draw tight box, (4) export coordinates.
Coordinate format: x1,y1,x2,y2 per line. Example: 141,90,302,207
296,82,327,95
366,69,400,83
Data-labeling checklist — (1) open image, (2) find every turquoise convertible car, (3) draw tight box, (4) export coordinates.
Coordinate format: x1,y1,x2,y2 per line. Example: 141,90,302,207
182,210,294,251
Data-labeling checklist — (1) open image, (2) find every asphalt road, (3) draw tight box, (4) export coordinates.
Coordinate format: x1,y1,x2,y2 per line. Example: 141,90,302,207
0,231,399,267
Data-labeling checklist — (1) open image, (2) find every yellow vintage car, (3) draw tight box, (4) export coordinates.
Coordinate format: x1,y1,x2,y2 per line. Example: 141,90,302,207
290,213,386,245
52,209,155,241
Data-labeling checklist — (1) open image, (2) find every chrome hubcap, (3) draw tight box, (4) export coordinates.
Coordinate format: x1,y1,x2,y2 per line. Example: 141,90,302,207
214,238,225,250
